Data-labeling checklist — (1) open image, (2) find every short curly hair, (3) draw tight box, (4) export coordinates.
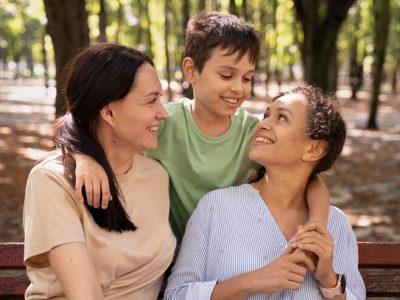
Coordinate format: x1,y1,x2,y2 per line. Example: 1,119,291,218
250,85,346,182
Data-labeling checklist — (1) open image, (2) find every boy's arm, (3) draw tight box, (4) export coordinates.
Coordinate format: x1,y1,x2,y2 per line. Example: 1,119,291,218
72,153,111,209
306,176,330,228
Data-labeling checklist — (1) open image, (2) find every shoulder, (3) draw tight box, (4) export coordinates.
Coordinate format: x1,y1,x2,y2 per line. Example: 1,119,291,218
163,98,191,116
136,154,169,178
328,206,355,242
28,152,70,188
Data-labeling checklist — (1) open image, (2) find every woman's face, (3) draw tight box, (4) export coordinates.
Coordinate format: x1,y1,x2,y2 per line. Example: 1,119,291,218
107,63,168,154
249,93,311,168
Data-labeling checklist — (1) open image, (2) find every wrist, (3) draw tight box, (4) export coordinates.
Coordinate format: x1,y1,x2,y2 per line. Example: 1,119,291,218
318,273,338,288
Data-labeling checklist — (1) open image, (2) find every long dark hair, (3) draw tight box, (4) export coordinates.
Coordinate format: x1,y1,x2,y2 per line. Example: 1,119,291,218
249,85,346,183
54,43,153,232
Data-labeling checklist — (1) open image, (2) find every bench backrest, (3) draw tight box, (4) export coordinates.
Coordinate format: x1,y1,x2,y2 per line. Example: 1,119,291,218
1,242,399,298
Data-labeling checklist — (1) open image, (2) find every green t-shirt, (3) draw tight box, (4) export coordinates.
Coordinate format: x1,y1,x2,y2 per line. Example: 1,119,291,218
147,99,259,239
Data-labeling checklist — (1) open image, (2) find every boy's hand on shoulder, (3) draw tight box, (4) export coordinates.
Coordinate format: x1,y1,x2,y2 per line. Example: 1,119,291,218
73,153,111,209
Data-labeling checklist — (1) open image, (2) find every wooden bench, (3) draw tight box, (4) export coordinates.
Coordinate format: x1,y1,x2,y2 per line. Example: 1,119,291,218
0,242,399,298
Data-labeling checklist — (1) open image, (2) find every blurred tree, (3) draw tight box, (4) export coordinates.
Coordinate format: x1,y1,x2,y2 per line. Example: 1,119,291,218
43,0,89,116
388,0,400,94
229,0,238,16
164,0,172,101
98,0,107,42
347,1,364,100
367,0,391,129
182,0,193,98
293,0,356,92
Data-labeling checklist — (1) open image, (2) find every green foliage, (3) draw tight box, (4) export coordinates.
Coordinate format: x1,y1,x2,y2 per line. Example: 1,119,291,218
0,0,399,88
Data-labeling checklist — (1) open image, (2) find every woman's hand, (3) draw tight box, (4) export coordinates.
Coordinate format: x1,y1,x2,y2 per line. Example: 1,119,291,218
292,224,337,288
73,153,111,208
250,245,316,293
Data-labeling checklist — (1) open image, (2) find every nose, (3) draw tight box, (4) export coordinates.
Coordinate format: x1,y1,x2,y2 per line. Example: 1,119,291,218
258,117,273,131
156,102,168,120
230,78,245,94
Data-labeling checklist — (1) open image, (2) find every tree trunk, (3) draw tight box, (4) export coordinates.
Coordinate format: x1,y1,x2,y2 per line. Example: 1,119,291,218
367,0,390,130
242,0,248,21
198,0,206,12
293,0,356,92
43,0,90,117
348,2,362,100
229,0,238,16
98,0,107,42
164,0,172,102
182,0,193,99
41,27,49,90
391,57,399,94
115,0,123,44
136,0,144,47
144,0,154,59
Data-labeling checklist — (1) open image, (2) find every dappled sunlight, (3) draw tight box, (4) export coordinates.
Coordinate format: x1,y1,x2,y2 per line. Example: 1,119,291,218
17,147,50,161
346,213,392,227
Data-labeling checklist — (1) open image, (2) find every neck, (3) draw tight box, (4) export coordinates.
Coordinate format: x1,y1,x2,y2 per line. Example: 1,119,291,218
253,168,310,212
96,124,135,176
253,168,311,240
191,100,231,137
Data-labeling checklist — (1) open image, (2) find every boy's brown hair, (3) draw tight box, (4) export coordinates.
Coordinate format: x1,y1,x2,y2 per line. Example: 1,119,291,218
185,11,260,73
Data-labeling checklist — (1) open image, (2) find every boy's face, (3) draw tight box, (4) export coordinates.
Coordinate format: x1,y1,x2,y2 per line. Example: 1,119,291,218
187,47,255,120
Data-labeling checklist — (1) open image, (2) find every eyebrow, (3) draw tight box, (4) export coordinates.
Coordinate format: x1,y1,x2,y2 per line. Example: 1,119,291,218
145,91,162,97
266,106,294,117
217,65,255,73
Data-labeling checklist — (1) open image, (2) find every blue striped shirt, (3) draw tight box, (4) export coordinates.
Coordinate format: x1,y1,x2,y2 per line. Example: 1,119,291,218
164,184,366,300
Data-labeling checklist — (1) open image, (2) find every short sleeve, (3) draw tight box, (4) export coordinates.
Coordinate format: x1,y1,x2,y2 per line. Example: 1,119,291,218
23,167,85,265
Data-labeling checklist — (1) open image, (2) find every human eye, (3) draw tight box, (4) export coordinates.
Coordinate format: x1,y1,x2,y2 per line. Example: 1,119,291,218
277,113,288,121
220,73,232,80
243,76,253,83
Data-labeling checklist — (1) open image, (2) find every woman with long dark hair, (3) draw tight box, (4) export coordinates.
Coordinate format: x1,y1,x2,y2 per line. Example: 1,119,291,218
23,43,176,299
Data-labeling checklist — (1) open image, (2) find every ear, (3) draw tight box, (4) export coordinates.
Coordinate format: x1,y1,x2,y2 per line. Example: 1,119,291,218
99,103,115,126
302,140,328,162
182,57,197,84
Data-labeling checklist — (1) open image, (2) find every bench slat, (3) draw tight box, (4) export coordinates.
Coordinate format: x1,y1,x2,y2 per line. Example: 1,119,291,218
1,242,400,297
0,275,29,297
0,243,25,269
363,274,400,297
358,242,400,268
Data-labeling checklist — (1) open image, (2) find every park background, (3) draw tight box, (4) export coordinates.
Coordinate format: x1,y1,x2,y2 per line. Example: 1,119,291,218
0,0,399,243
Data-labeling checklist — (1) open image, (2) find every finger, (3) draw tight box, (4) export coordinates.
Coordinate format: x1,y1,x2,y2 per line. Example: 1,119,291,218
296,233,330,248
298,243,326,259
85,177,93,206
284,242,298,255
100,177,111,209
290,253,315,272
75,177,84,203
286,281,301,290
288,272,306,284
299,223,327,235
92,179,101,208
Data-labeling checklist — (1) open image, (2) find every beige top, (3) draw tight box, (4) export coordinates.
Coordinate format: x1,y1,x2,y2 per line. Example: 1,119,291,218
23,152,176,299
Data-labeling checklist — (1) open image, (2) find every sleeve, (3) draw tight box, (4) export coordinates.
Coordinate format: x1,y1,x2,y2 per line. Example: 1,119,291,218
164,197,218,300
23,167,86,265
342,223,367,299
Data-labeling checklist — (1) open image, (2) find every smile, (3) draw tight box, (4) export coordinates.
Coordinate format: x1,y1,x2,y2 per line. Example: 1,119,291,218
255,136,275,144
222,97,240,104
146,125,159,132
